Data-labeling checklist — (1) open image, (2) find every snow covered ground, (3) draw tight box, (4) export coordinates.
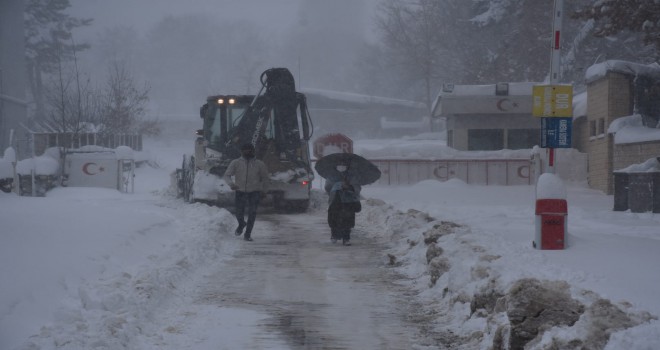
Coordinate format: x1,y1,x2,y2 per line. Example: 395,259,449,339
1,136,659,349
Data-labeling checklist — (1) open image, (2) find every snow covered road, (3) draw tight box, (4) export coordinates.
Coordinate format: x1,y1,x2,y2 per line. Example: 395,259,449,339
181,212,419,349
10,193,432,350
5,137,660,349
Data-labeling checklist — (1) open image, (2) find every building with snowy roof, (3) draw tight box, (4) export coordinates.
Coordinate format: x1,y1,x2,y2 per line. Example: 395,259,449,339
431,82,541,151
301,88,428,138
581,60,660,195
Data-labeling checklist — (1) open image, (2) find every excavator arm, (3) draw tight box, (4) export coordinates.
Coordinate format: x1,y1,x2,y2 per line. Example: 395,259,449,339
227,68,312,163
178,67,314,211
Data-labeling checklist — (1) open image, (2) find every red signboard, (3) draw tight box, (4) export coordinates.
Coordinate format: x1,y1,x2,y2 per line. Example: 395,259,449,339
313,133,353,159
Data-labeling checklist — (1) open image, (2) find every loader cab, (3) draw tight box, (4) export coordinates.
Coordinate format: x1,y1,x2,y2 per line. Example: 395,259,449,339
200,93,312,160
179,68,314,211
200,95,254,155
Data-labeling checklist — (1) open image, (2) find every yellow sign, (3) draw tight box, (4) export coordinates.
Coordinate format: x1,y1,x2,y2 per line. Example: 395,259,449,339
532,85,573,117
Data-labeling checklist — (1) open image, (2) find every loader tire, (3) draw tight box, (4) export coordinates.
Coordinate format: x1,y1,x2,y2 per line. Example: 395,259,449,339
181,155,195,203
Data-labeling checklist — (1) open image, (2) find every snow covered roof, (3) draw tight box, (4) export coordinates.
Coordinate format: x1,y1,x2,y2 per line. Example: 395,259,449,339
432,82,540,117
301,88,426,109
585,60,660,84
441,82,539,96
379,117,429,129
608,114,660,144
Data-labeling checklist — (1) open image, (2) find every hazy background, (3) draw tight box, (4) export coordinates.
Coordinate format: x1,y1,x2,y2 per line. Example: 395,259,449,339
24,0,654,135
67,0,383,120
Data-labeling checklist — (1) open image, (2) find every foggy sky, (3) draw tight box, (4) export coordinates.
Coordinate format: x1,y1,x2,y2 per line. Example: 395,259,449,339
66,0,383,118
69,0,301,40
68,0,381,43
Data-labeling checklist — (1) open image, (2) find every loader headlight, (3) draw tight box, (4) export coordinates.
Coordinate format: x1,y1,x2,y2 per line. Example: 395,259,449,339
217,98,224,104
228,98,235,104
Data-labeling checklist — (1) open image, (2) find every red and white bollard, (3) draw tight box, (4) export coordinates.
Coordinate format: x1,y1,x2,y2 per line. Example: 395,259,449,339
534,173,567,250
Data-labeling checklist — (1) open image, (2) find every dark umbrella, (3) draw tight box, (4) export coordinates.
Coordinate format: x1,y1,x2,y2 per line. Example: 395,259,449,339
315,153,381,185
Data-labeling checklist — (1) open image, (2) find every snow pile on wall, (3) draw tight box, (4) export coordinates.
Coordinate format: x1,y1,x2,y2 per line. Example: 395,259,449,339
608,114,660,144
16,148,60,176
586,60,660,84
617,157,660,173
69,145,137,160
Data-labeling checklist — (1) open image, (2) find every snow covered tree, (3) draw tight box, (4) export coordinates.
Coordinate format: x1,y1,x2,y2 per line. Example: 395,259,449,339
43,41,99,136
374,0,655,95
573,0,660,57
283,0,368,91
142,14,268,115
24,0,92,121
99,61,154,136
462,0,556,82
375,0,468,111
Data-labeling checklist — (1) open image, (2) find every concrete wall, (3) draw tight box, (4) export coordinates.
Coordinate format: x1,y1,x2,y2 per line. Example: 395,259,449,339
585,72,634,194
0,0,27,150
613,141,660,172
584,69,660,194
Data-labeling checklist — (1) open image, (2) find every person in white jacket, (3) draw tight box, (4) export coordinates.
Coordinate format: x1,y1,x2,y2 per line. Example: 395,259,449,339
223,143,269,241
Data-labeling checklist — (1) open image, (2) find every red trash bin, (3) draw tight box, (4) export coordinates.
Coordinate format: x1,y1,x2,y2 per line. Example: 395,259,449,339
534,199,567,250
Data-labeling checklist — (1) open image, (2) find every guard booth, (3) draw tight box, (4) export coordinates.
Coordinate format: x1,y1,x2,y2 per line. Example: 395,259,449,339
534,173,567,250
64,148,135,193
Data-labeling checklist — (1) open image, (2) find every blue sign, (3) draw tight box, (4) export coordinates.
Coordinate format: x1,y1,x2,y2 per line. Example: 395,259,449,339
541,117,572,148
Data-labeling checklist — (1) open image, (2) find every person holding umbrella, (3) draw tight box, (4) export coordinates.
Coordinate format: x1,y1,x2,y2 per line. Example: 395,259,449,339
315,153,381,246
325,165,361,245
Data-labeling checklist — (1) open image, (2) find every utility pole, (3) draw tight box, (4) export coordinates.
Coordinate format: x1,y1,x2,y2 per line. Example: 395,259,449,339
546,0,564,174
532,0,571,250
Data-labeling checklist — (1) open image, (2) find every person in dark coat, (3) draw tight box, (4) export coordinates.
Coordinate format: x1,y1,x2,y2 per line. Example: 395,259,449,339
325,163,362,246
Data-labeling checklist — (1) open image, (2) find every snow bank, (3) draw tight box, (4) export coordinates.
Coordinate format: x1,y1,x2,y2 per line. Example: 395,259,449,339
18,198,239,350
358,197,658,349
